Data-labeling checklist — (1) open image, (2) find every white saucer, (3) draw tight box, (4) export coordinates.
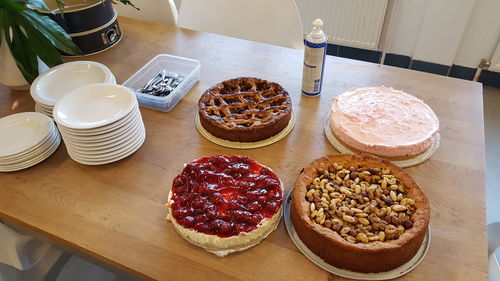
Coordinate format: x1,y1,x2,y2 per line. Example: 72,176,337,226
31,61,115,106
0,131,61,172
34,103,53,117
56,95,146,166
0,124,57,161
60,117,141,148
37,102,54,110
0,112,54,158
195,111,295,149
283,190,431,280
66,123,144,157
57,112,141,143
57,105,140,135
67,129,145,165
323,115,440,168
0,126,59,165
54,84,137,129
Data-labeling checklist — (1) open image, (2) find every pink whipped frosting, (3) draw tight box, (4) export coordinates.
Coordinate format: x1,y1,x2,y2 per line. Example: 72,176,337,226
330,87,439,158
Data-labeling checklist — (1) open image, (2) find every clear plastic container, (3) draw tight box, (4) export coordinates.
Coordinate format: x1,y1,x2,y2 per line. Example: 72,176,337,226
122,54,200,112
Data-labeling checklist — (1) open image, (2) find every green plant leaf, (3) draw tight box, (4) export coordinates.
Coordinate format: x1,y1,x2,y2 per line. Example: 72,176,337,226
26,0,49,10
109,0,139,10
0,5,81,83
17,12,63,66
0,0,25,11
22,10,81,55
2,11,39,82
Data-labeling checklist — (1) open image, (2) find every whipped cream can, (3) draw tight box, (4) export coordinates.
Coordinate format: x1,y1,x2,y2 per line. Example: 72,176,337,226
302,19,328,96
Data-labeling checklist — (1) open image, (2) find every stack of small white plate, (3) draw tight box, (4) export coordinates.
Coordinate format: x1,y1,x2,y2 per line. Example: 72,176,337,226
0,112,61,172
53,84,146,165
31,61,116,118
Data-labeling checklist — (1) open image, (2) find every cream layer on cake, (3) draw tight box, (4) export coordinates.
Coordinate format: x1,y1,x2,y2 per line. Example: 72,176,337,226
330,87,439,158
166,190,282,250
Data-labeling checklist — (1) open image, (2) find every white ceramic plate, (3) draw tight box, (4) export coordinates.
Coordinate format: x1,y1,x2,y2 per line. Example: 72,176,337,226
0,123,57,161
283,191,430,280
67,129,145,165
65,123,144,157
54,84,137,129
0,112,54,157
63,123,143,153
35,103,53,111
0,133,61,172
34,108,53,119
323,114,440,168
30,61,115,106
36,102,54,110
0,131,60,166
0,126,59,165
195,111,295,149
34,104,53,115
59,116,142,146
56,105,140,135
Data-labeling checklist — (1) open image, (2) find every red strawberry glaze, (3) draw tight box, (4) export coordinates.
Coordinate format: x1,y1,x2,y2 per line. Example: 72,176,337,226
170,155,283,238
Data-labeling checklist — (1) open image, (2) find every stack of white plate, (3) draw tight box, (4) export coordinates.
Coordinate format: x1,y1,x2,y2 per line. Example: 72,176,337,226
53,84,146,165
31,61,116,118
0,112,61,172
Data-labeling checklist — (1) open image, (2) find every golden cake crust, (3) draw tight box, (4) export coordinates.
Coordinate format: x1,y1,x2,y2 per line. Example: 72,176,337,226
291,153,430,273
198,77,292,142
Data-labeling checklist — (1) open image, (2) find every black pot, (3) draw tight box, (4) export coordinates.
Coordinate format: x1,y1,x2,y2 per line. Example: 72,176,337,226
43,0,115,34
67,10,122,56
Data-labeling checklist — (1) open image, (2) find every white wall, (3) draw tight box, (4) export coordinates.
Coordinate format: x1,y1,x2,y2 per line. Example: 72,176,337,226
385,0,500,68
454,0,500,68
173,0,181,9
384,0,427,57
113,0,178,26
117,0,500,69
412,0,476,66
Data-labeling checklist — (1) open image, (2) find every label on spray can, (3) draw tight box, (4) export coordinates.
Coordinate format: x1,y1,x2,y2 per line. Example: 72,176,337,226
302,40,327,96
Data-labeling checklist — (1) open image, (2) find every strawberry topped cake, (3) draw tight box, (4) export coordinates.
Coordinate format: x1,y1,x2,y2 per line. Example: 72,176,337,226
167,155,283,252
329,87,439,160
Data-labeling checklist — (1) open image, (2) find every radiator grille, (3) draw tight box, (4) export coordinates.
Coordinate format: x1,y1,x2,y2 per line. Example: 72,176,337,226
295,0,388,50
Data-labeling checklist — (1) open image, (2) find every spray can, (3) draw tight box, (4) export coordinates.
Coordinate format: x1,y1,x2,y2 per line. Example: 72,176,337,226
301,19,328,96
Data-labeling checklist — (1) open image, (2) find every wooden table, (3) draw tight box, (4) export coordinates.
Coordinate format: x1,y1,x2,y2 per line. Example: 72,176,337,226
0,17,487,280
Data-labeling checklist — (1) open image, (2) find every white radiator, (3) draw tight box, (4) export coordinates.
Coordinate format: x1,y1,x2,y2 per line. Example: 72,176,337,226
295,0,388,50
490,41,500,72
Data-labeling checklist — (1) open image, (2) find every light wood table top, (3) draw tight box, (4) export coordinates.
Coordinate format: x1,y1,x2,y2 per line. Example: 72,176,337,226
0,17,487,280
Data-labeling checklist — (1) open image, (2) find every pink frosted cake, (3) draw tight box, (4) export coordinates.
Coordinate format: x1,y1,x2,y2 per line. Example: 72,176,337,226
329,87,439,160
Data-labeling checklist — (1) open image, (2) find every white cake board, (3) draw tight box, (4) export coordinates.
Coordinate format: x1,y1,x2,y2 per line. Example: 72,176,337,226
323,115,440,168
283,190,431,280
195,111,295,149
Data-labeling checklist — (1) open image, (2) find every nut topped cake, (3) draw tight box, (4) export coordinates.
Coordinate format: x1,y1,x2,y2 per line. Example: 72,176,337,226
291,154,430,273
198,77,292,142
167,155,283,252
329,87,439,160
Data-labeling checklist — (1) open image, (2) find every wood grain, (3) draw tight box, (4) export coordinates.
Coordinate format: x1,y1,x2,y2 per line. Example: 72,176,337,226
0,17,487,280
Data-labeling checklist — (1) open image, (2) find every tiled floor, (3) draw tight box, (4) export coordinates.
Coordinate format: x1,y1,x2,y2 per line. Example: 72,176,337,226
54,256,137,281
484,86,500,224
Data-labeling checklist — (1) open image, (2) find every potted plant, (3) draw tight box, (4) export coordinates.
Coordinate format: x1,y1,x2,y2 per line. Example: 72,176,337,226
0,0,136,88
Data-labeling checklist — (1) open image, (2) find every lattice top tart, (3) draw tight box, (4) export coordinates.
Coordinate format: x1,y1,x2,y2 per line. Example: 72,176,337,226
198,77,292,142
